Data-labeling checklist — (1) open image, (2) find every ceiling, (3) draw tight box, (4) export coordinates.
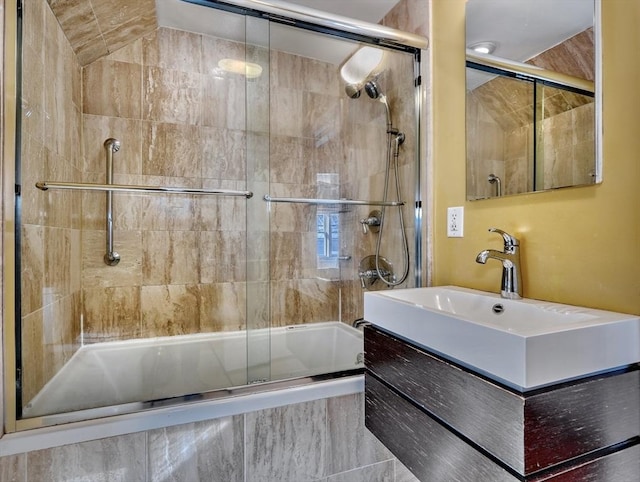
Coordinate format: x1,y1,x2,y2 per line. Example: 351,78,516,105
274,0,401,24
466,0,594,62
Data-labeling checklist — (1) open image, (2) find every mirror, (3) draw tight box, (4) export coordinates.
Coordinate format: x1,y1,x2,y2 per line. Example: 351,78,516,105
465,0,599,200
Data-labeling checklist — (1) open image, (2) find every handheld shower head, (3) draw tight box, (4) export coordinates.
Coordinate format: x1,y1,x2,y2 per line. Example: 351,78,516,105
364,81,392,130
364,80,381,99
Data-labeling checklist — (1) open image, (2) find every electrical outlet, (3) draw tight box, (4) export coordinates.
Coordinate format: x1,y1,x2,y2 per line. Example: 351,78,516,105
447,206,464,237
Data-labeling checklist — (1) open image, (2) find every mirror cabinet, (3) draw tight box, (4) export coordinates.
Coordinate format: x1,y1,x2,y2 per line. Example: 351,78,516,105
465,0,598,200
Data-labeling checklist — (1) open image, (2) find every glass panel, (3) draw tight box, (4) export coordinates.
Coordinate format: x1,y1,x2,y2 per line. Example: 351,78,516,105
466,68,535,199
18,2,253,418
538,84,595,190
266,23,418,381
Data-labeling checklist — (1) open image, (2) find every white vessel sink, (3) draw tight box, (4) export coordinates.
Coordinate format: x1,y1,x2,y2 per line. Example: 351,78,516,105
364,286,640,390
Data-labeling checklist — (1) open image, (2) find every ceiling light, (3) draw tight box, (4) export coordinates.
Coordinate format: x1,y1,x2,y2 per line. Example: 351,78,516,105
218,59,263,79
469,41,497,55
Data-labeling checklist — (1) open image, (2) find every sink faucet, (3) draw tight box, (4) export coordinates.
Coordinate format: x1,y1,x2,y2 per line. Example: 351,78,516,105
476,228,523,299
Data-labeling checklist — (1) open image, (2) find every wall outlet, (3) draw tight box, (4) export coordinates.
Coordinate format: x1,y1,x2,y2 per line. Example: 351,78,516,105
447,206,464,237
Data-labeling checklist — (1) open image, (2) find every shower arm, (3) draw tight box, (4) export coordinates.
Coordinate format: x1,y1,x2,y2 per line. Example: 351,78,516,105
104,138,121,266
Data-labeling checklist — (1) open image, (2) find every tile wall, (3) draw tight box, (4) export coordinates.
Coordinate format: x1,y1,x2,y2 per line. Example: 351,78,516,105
46,0,157,66
466,91,508,199
0,393,420,482
78,24,419,340
340,48,418,321
80,27,252,342
466,88,594,199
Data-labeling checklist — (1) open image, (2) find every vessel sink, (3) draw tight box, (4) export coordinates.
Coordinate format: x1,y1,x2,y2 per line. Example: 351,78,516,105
364,286,640,390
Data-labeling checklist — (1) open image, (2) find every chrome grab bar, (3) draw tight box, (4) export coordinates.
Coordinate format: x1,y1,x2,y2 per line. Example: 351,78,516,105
35,181,254,198
263,195,403,207
104,138,121,266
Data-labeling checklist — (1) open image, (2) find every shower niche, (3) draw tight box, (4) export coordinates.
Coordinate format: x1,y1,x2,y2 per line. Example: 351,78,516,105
8,0,423,429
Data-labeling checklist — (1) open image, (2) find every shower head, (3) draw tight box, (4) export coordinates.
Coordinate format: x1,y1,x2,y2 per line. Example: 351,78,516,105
364,81,392,130
364,80,382,99
345,84,362,99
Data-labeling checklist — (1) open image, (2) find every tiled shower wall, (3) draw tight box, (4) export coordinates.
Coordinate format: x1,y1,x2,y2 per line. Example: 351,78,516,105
269,45,418,326
80,27,252,342
466,91,594,198
20,0,84,405
46,0,157,66
78,24,419,339
340,50,418,322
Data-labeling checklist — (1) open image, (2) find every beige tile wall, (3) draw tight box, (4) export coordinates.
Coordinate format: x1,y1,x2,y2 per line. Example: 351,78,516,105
0,393,421,482
20,0,83,405
541,102,595,189
47,0,157,66
467,87,594,198
80,27,250,341
340,49,419,322
382,0,429,37
466,92,506,199
79,25,419,337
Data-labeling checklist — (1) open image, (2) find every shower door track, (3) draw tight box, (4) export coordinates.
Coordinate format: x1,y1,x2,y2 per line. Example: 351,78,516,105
184,0,428,51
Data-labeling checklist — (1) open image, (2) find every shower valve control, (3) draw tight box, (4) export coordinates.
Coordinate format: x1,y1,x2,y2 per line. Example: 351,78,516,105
360,210,382,234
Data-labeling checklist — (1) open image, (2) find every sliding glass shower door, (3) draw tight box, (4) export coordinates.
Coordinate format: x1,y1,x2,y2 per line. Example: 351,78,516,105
12,0,421,428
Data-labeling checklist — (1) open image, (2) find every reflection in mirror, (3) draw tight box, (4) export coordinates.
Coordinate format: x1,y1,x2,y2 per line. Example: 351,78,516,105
465,0,598,200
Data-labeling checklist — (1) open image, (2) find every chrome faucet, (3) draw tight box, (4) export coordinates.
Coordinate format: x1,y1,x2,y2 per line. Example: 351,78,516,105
476,228,523,299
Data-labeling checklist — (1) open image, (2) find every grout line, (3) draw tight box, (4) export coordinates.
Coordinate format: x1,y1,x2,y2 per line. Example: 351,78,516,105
326,460,395,480
243,412,247,482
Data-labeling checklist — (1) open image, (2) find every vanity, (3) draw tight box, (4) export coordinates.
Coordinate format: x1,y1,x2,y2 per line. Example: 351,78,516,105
363,287,640,481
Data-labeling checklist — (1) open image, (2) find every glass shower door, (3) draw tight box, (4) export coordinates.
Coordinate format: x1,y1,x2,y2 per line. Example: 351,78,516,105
12,0,421,428
17,0,259,421
263,22,420,382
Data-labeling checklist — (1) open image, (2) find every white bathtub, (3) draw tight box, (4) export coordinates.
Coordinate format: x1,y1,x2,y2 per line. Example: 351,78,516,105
23,321,364,419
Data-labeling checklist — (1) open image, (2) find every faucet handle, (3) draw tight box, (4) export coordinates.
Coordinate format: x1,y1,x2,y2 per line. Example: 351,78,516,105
489,227,519,247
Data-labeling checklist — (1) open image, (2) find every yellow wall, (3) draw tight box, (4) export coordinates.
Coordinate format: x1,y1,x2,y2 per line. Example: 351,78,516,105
430,0,640,314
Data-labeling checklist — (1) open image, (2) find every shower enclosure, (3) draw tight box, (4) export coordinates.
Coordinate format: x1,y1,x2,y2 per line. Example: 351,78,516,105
6,0,424,429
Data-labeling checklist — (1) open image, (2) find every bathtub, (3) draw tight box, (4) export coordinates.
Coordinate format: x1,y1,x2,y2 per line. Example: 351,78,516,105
23,321,364,419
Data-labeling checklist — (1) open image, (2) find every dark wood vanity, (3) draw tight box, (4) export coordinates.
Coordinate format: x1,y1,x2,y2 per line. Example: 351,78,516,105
364,325,640,481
